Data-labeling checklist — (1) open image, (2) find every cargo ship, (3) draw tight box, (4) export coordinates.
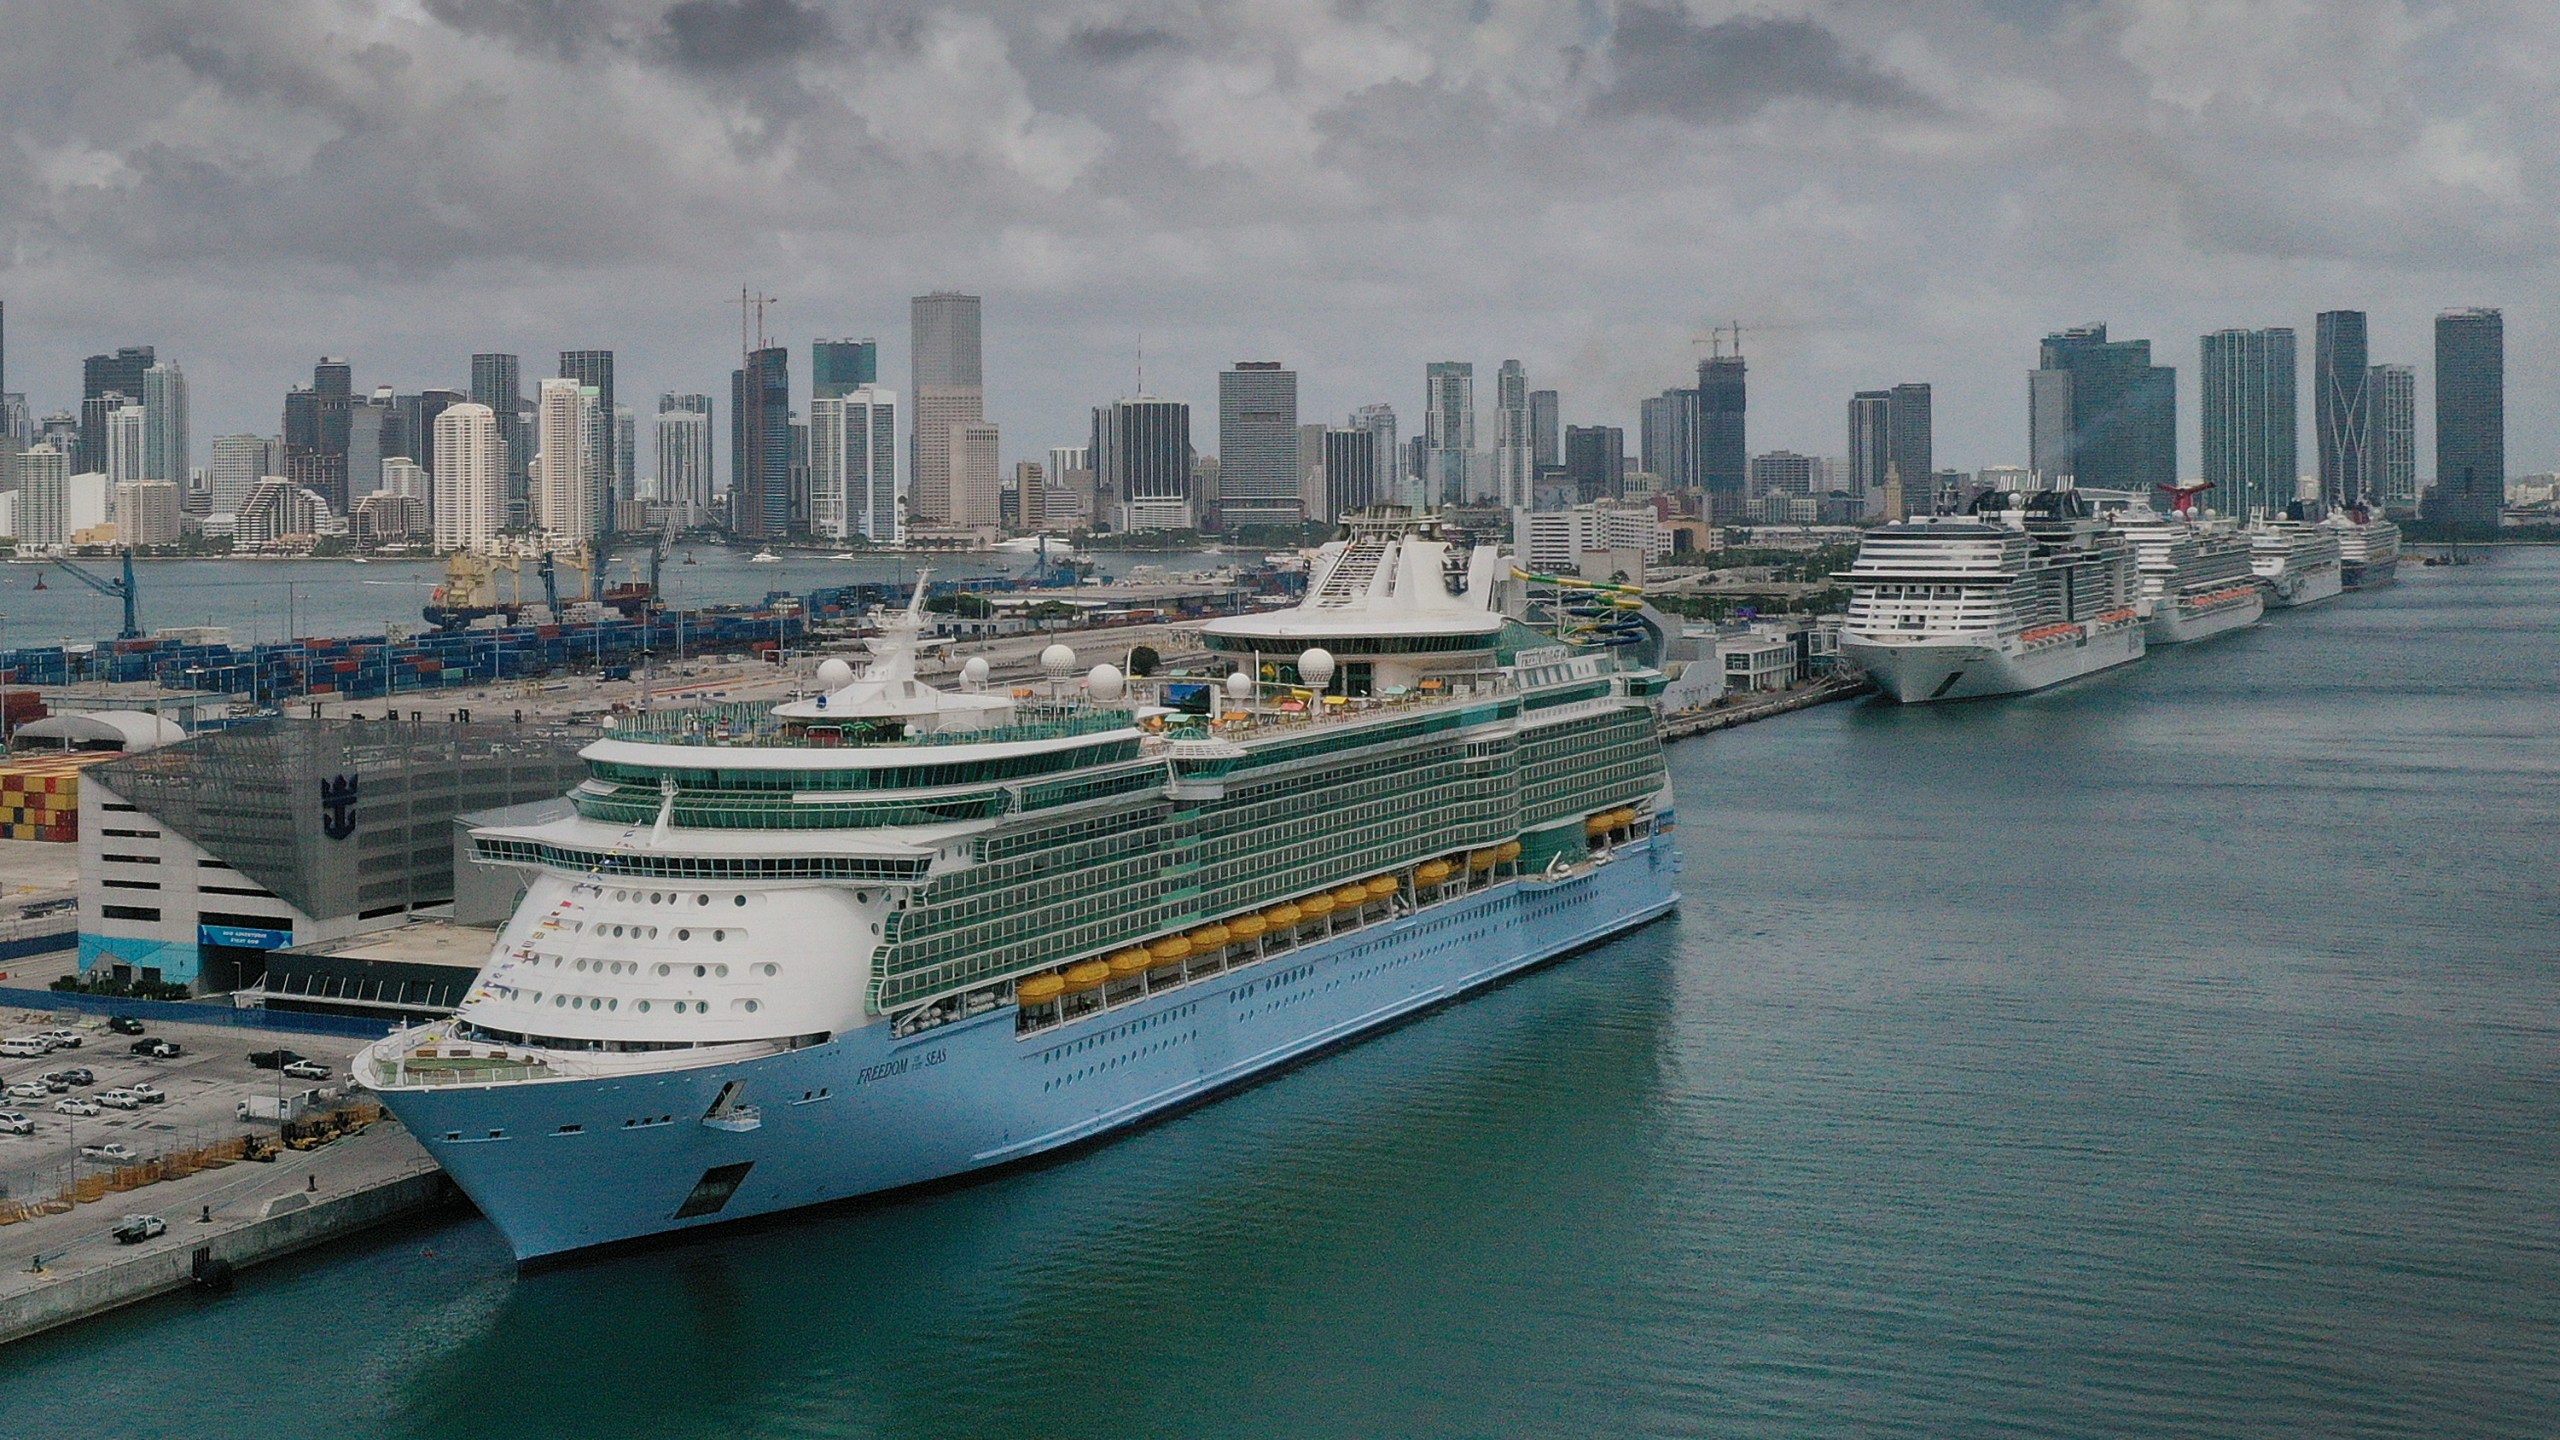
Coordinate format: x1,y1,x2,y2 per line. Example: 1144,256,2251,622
354,515,1680,1263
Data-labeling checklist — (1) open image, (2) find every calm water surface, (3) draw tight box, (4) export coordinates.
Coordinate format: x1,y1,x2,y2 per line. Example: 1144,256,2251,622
1,553,2553,1438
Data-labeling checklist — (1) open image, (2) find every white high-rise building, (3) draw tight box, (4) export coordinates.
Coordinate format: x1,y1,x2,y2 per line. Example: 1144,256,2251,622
810,386,899,542
107,404,148,484
654,396,714,516
12,445,70,545
1423,361,1474,505
1351,405,1406,509
1492,360,1533,509
381,457,428,501
432,402,506,553
208,435,272,516
532,378,598,543
142,361,187,482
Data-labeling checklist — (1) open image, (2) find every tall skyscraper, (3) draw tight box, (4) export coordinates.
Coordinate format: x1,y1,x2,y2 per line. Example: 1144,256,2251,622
471,353,529,524
2028,323,2175,493
2313,311,2369,507
140,361,187,482
1641,390,1698,490
557,349,628,515
951,420,1003,529
1422,361,1474,504
208,435,272,515
809,386,898,542
13,445,72,546
731,347,791,539
1320,427,1379,522
1092,397,1192,531
106,404,148,484
910,293,984,517
1750,450,1817,495
1695,355,1747,518
432,403,506,553
532,378,598,542
1888,382,1932,502
1564,425,1625,503
2427,307,2504,530
2368,364,2417,510
654,394,716,517
1529,389,1561,471
1349,405,1403,509
1491,360,1533,509
2199,327,2298,519
812,339,880,400
79,346,154,473
1847,391,1892,500
1218,361,1300,528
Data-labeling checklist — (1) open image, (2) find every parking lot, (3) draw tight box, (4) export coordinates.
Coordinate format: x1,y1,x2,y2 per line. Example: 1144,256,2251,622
0,1009,375,1206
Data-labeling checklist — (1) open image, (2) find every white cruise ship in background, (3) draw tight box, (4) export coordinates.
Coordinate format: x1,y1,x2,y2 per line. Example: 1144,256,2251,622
2325,506,2402,589
1837,488,2145,703
2247,505,2345,608
2082,487,2265,644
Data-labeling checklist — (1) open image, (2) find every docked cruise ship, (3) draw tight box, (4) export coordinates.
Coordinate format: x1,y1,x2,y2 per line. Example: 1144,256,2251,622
2325,508,2402,589
355,516,1679,1263
2247,512,2345,608
2084,492,2265,644
1837,488,2145,703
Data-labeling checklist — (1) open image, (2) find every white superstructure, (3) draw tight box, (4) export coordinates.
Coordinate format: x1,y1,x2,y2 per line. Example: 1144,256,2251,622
1838,489,2145,703
2248,515,2345,608
2326,509,2401,589
2083,491,2264,644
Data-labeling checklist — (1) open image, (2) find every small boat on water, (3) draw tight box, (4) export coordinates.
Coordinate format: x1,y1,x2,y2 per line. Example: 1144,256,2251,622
748,550,781,564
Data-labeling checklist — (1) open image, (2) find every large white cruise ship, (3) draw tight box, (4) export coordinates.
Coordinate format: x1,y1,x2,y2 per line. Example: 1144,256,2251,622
2247,511,2345,608
354,515,1678,1263
2083,490,2265,644
1837,488,2145,703
2325,507,2402,589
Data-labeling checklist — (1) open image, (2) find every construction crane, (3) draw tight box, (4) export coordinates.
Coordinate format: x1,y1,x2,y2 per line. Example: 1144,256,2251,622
50,549,142,640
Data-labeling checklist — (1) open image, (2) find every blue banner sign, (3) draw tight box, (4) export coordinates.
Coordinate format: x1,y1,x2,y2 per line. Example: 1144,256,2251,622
199,924,290,951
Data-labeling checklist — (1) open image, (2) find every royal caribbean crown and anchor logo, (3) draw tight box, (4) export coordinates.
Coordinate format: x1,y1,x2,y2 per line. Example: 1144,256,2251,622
320,774,359,841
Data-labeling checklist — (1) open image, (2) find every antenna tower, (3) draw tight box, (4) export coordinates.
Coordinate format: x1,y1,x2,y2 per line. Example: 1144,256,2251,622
735,288,778,358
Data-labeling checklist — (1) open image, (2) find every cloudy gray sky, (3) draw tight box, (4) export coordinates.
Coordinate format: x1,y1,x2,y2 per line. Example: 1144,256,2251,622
2,0,2551,479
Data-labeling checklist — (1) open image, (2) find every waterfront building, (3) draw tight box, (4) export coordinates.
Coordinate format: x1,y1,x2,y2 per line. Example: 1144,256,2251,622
2368,364,2417,510
11,445,70,545
910,386,984,528
2315,311,2368,506
1518,500,1666,574
208,434,274,516
114,479,181,546
235,478,331,548
345,392,394,504
2201,326,2299,519
381,457,428,500
732,346,791,539
810,388,904,542
654,394,714,517
1217,361,1301,530
76,720,590,993
952,421,1003,532
1093,395,1193,531
557,350,621,511
1320,426,1378,523
79,346,155,473
2029,323,2175,492
397,388,463,480
911,292,984,527
471,353,529,520
813,338,879,399
533,377,599,544
2425,307,2504,530
141,360,187,482
1847,391,1891,501
106,403,147,484
432,402,506,553
1696,356,1747,519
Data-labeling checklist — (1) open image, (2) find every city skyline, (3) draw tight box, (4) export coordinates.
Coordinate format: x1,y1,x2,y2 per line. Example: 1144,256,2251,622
0,3,2547,489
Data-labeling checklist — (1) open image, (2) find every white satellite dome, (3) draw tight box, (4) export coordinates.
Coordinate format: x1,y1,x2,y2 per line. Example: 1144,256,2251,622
1297,647,1336,688
1224,670,1255,700
961,656,990,689
814,657,856,690
1041,644,1077,675
1086,663,1125,701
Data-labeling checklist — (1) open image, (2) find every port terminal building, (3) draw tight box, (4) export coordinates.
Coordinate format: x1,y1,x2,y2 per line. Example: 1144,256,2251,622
75,719,590,993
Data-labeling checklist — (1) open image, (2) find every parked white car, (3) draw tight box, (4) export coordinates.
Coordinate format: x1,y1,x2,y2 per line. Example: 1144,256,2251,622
3,1081,48,1101
96,1089,143,1111
80,1141,138,1163
35,1029,82,1049
0,1110,32,1135
0,1039,49,1058
54,1097,99,1117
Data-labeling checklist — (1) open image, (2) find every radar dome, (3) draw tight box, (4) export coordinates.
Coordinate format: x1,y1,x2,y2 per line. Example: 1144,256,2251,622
1225,670,1255,700
1086,663,1125,701
815,658,856,689
961,656,990,689
1041,644,1077,675
1297,647,1336,688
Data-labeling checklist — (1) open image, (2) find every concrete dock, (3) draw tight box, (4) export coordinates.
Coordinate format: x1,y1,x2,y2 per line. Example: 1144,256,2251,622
0,1010,454,1345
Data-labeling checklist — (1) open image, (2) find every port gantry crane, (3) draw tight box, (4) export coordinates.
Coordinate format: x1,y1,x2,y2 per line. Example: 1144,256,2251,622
48,549,143,640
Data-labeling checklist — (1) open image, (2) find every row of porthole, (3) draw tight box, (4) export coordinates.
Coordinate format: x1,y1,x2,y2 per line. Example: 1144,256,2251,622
613,889,753,908
533,995,760,1014
573,958,639,974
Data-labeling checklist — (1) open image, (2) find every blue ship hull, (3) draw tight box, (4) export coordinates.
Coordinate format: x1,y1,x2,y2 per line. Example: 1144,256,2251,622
379,834,1681,1263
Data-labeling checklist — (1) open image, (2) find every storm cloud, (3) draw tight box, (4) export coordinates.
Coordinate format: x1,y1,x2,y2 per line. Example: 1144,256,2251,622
0,0,2549,478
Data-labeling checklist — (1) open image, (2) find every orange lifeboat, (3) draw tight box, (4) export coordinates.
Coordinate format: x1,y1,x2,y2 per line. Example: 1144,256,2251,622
1265,903,1302,927
1300,893,1336,917
1148,935,1193,964
1332,886,1369,909
1189,923,1231,949
1016,974,1066,1005
1495,841,1522,863
1468,848,1499,872
1111,948,1158,978
1062,960,1112,991
1364,876,1397,899
1416,860,1453,885
1228,914,1269,940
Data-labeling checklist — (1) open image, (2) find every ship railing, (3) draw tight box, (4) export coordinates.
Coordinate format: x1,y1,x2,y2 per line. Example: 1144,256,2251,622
385,1059,556,1087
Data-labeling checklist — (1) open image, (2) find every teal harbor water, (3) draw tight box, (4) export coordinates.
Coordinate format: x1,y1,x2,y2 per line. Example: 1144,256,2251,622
1,552,2553,1437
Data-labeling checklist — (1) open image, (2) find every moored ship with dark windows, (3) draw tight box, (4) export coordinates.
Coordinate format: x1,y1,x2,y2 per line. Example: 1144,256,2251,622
356,514,1679,1263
